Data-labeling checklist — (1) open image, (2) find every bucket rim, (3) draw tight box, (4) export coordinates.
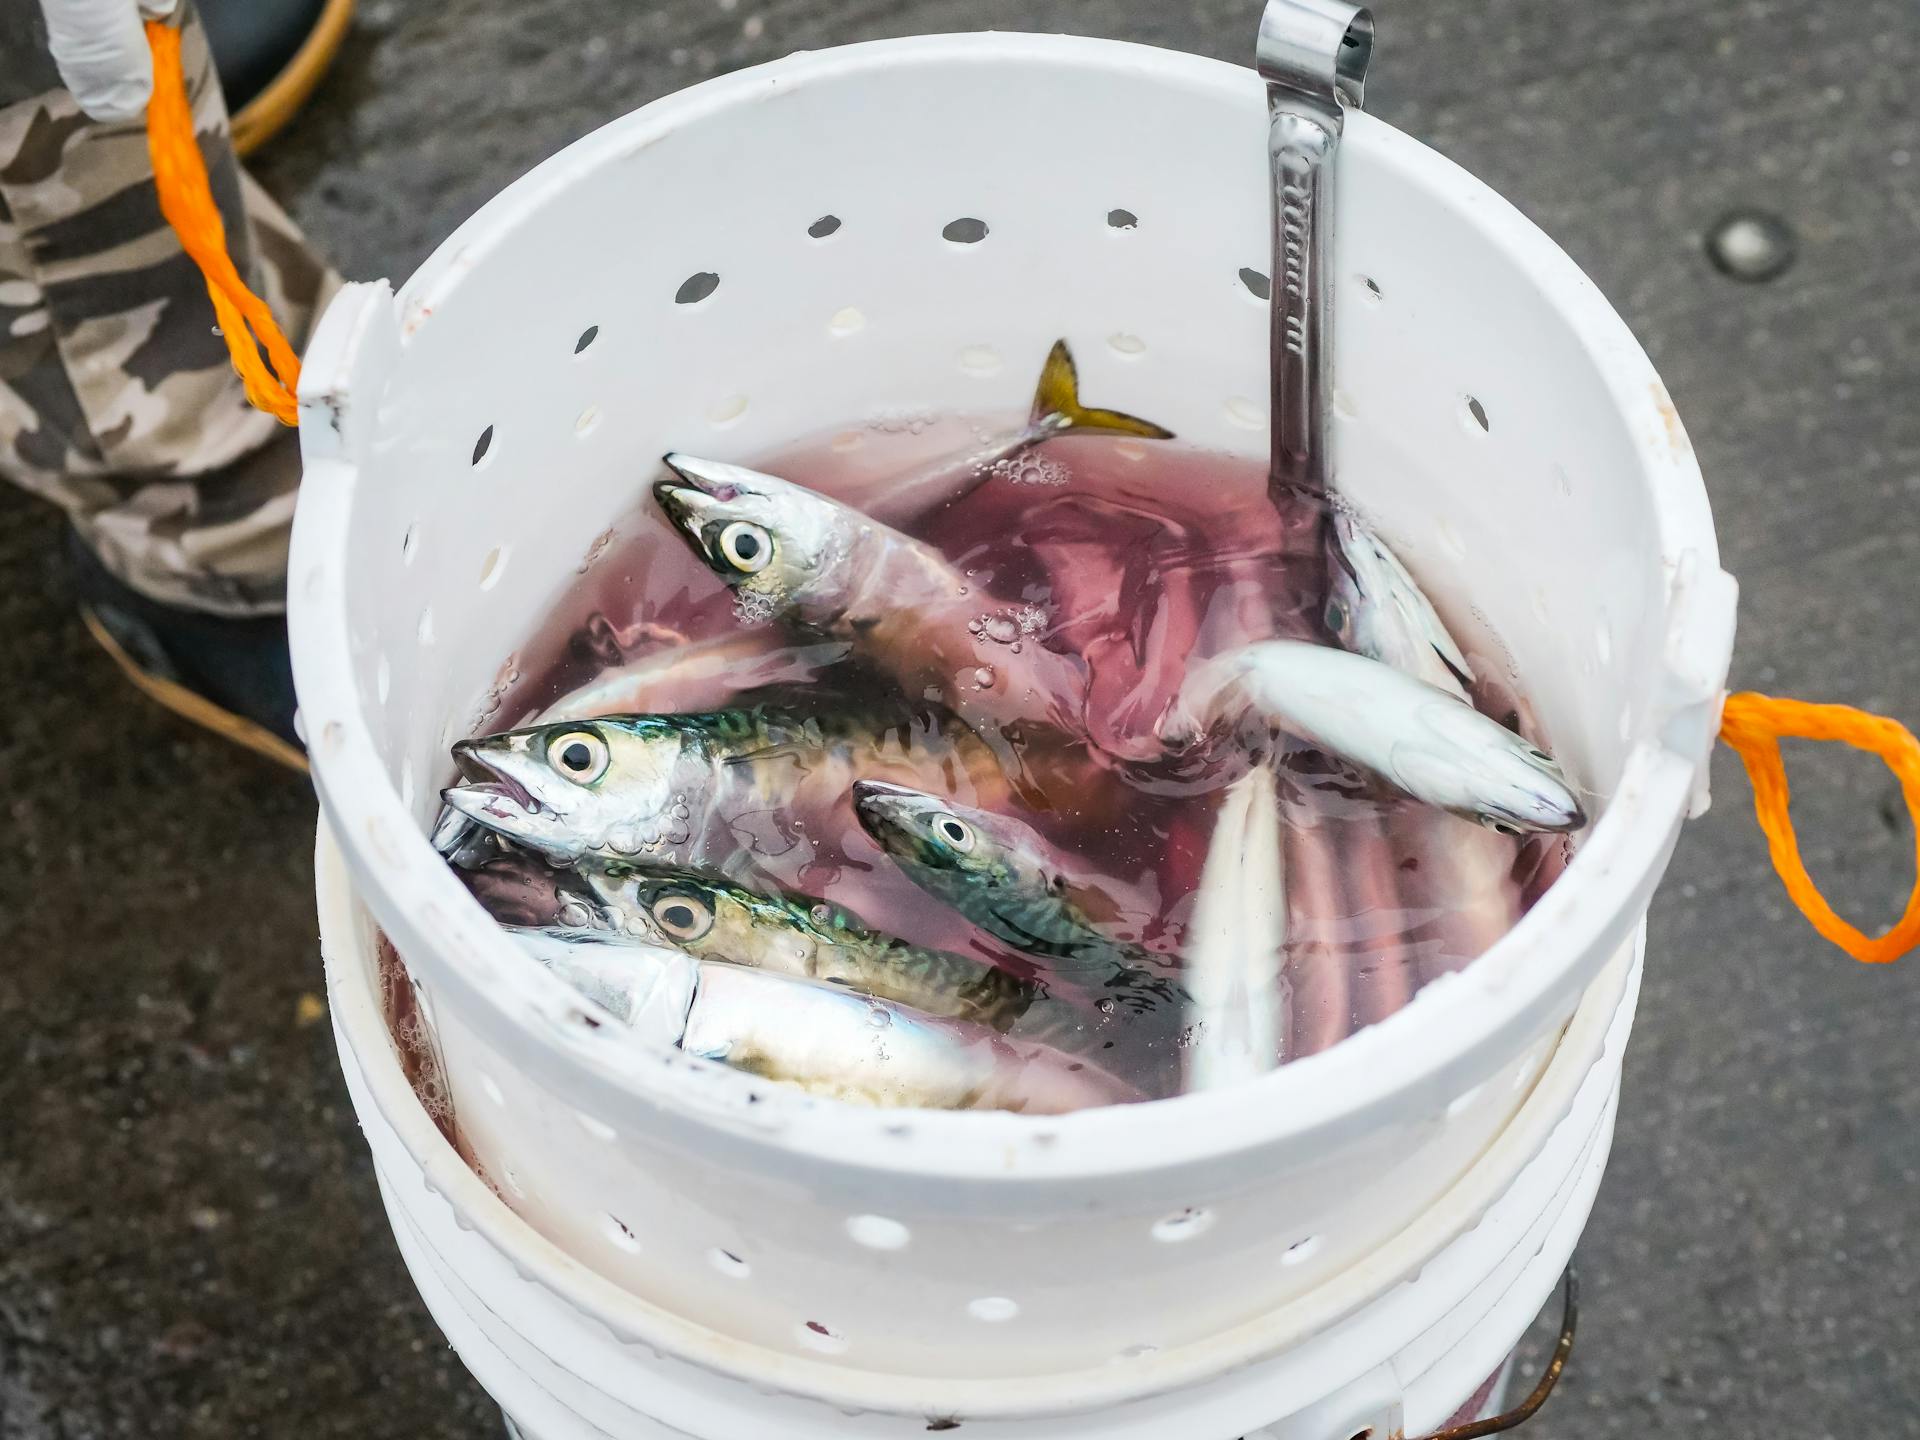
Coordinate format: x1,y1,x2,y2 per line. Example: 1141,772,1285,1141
290,29,1729,1180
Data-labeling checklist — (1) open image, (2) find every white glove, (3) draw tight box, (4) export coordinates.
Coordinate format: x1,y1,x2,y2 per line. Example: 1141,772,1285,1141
37,0,181,123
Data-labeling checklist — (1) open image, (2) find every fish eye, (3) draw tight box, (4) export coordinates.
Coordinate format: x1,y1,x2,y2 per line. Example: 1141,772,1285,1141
933,813,975,852
718,521,773,574
546,729,610,784
650,893,714,942
1325,598,1348,633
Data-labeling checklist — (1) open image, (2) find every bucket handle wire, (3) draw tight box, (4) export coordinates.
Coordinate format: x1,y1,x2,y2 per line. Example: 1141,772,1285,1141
1408,1265,1579,1440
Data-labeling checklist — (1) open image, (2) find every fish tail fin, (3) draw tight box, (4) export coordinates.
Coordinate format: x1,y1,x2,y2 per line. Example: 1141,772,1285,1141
1028,339,1174,441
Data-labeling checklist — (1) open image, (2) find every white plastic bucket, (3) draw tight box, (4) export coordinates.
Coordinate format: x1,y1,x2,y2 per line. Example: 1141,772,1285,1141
290,30,1736,1436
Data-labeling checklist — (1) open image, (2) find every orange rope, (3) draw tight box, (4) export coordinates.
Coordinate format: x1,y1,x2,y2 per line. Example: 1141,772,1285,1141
1720,692,1920,963
143,20,301,425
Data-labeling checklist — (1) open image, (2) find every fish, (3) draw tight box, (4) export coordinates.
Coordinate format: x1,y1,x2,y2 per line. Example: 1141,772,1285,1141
1325,507,1474,700
1321,510,1523,991
865,339,1172,525
1181,764,1286,1089
849,780,1182,1010
505,925,1140,1112
1171,639,1586,834
430,632,853,868
439,694,1006,872
582,867,1043,1032
651,452,1172,769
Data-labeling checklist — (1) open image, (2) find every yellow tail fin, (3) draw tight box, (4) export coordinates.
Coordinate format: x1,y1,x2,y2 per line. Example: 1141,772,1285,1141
1029,340,1174,441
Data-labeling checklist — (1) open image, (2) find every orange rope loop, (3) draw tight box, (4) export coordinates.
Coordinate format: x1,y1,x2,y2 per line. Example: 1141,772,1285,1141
1719,692,1920,963
143,21,300,425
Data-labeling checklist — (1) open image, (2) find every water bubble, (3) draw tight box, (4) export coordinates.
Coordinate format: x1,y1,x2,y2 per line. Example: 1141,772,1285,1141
1096,997,1118,1017
810,903,833,924
993,453,1068,487
1015,605,1048,635
971,666,996,689
981,614,1020,644
867,1005,892,1029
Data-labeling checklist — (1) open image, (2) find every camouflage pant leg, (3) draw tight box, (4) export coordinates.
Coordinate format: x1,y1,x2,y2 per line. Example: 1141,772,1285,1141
0,3,338,618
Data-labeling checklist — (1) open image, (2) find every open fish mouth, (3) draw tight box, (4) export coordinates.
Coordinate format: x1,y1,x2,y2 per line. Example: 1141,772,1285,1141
447,742,544,817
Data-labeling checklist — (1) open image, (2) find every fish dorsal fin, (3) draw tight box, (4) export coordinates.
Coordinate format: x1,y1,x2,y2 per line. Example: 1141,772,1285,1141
1029,339,1174,441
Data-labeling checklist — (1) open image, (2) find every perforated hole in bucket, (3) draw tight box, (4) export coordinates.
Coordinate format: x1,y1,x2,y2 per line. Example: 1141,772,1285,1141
1445,1083,1485,1119
797,1320,848,1355
1106,207,1138,230
603,1214,641,1252
1224,396,1265,430
478,545,509,590
574,324,599,354
707,394,749,426
576,1110,616,1141
709,1248,751,1279
1282,1234,1323,1266
480,1073,506,1107
401,522,419,565
1360,274,1382,303
375,655,391,703
1595,614,1614,667
416,607,436,647
1151,1207,1214,1243
828,306,865,337
1462,395,1490,433
808,214,842,239
675,271,720,305
575,404,601,436
958,345,1002,375
399,758,416,810
942,217,988,244
1238,266,1271,300
471,425,495,467
967,1296,1019,1323
1107,332,1145,357
846,1214,910,1250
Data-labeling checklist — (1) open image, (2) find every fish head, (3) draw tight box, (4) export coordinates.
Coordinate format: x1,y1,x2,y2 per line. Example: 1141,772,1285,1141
653,454,853,619
1391,701,1588,835
441,718,690,862
590,868,830,977
851,780,1018,886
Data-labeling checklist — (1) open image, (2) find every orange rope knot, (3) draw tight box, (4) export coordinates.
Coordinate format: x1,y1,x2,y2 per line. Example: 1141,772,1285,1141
1719,692,1920,963
144,21,301,425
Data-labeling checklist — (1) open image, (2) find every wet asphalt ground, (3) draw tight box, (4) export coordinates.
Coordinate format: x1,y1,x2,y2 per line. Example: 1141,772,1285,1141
2,1,1916,1435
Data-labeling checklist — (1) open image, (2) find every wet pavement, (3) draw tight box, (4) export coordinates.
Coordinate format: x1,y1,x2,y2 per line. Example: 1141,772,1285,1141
3,1,1917,1435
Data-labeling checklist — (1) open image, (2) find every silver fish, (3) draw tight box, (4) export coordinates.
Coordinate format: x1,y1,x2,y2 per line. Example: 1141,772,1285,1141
440,697,1002,870
650,454,1111,757
583,867,1042,1032
1173,639,1585,834
1182,764,1286,1090
849,781,1182,1009
1325,507,1474,700
505,927,1137,1112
